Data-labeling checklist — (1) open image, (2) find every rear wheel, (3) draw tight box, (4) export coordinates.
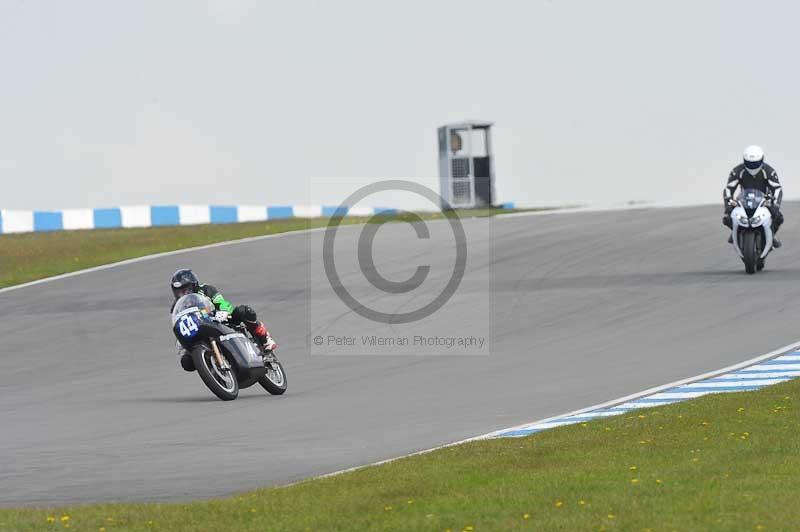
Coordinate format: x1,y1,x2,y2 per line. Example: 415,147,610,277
742,231,760,274
258,351,287,395
192,343,239,401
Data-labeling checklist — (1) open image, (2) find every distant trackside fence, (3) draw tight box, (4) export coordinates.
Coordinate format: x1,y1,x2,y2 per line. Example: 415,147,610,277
0,203,515,235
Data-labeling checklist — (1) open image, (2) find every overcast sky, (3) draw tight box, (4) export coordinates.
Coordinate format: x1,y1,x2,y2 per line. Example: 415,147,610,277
1,0,799,211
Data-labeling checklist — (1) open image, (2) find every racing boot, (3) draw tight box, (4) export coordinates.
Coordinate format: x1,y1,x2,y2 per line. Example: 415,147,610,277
249,321,278,353
772,222,782,249
724,213,734,244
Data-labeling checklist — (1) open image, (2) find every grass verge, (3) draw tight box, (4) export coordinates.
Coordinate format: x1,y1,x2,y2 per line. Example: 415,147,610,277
2,378,799,531
0,207,521,290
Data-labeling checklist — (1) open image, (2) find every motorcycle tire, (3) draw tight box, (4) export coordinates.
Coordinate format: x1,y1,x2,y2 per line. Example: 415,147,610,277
258,353,288,395
742,231,759,275
192,343,239,401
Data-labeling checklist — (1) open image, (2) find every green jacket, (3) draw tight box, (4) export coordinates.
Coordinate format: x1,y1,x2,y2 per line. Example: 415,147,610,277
198,284,235,313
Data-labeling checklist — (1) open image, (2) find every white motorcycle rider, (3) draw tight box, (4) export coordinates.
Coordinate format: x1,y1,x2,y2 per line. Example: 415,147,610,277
730,188,774,274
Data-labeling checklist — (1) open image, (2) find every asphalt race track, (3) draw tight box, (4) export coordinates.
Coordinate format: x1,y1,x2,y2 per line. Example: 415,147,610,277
4,204,800,506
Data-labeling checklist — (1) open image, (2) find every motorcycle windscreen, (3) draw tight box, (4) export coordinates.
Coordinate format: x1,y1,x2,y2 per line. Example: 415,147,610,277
740,188,765,217
171,293,216,346
171,293,215,325
219,333,264,370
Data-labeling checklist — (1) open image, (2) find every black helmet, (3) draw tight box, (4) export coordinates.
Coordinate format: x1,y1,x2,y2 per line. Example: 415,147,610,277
171,269,200,299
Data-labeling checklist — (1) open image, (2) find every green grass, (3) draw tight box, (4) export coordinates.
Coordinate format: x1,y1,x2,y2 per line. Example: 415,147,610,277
2,379,799,531
0,207,521,290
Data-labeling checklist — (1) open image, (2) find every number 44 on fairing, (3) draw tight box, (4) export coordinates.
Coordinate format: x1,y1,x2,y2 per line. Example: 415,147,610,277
178,314,200,338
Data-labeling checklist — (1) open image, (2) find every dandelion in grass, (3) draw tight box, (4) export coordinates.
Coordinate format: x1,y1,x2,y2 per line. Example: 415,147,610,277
608,514,616,519
46,516,56,523
630,479,640,484
738,407,745,412
384,506,393,512
60,516,70,523
407,500,414,505
701,421,709,426
656,479,662,484
523,514,530,520
629,466,637,471
638,415,646,419
579,500,586,506
555,501,564,508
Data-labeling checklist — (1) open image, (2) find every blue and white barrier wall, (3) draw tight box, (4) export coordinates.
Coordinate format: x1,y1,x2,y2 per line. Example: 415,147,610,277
0,202,516,235
0,204,402,235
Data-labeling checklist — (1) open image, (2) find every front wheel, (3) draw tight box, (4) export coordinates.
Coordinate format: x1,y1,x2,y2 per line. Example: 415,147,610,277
192,343,239,401
258,352,287,395
741,231,760,274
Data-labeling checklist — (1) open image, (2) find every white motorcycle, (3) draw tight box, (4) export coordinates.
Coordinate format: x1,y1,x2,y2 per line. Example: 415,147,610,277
730,188,774,274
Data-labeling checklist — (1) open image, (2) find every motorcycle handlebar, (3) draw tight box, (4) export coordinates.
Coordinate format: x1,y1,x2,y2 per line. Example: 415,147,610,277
733,194,773,204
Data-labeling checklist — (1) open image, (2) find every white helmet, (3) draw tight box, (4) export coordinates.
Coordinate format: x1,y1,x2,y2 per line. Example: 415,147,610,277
743,145,765,175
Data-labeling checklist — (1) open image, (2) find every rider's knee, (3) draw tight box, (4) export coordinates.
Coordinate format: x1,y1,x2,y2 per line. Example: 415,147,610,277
232,304,258,324
722,214,732,228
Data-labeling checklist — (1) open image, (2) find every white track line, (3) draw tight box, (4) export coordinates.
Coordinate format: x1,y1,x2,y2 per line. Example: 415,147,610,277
1,202,703,296
281,340,800,488
493,201,717,219
0,211,488,295
715,371,800,379
483,342,800,437
0,225,348,296
489,349,800,438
